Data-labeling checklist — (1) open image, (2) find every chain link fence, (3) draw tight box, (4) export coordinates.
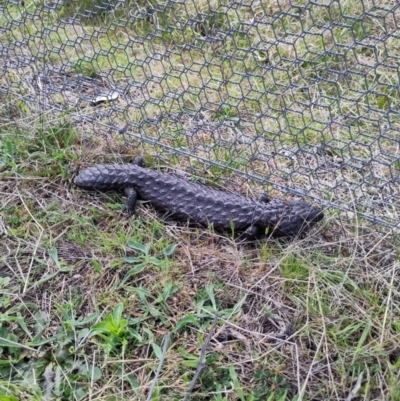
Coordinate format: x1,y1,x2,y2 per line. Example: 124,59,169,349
1,0,400,233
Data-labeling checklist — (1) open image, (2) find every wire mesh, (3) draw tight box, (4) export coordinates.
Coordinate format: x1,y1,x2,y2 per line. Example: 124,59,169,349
1,0,400,232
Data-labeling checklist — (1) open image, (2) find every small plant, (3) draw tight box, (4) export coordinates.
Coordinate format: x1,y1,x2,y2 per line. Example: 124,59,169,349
121,239,177,284
280,253,310,280
251,369,290,401
72,60,97,78
89,303,131,354
215,104,239,121
88,302,167,361
198,358,232,393
0,138,16,169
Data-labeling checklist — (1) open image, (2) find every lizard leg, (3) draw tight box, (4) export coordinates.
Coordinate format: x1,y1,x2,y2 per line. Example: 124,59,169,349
258,193,271,203
126,157,142,214
124,187,138,215
242,225,263,240
132,156,144,167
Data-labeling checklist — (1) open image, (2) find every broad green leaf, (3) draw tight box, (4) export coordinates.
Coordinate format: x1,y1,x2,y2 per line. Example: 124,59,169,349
229,366,245,401
148,256,163,266
152,343,162,359
120,264,147,285
163,243,177,256
113,303,124,322
173,315,199,332
205,284,217,310
181,359,200,368
48,247,59,267
127,240,150,255
91,259,102,273
123,257,143,264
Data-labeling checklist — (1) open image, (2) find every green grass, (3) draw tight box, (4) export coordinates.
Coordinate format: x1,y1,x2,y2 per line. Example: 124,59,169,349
1,0,400,399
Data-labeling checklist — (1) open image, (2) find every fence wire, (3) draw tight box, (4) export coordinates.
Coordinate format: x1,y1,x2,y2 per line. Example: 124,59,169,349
1,0,400,232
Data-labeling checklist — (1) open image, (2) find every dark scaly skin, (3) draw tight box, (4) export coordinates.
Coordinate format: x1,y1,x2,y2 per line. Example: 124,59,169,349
74,158,324,238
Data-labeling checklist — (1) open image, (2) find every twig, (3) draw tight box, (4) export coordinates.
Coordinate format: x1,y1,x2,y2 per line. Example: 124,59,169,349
345,372,364,401
146,332,171,401
0,336,37,352
183,314,219,401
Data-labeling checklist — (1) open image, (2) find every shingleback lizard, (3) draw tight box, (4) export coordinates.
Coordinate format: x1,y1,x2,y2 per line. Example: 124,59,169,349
74,157,324,238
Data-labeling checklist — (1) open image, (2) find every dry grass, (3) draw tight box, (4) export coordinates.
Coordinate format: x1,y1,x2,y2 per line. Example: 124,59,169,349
1,0,400,400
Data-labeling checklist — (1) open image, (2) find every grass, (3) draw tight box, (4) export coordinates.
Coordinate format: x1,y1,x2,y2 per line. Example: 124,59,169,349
1,0,400,400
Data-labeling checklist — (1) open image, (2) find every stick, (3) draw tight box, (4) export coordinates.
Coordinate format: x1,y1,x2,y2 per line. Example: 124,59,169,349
146,332,171,401
183,314,219,401
345,372,364,401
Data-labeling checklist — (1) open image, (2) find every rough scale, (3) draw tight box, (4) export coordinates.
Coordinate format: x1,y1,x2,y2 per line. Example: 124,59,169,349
74,158,324,238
